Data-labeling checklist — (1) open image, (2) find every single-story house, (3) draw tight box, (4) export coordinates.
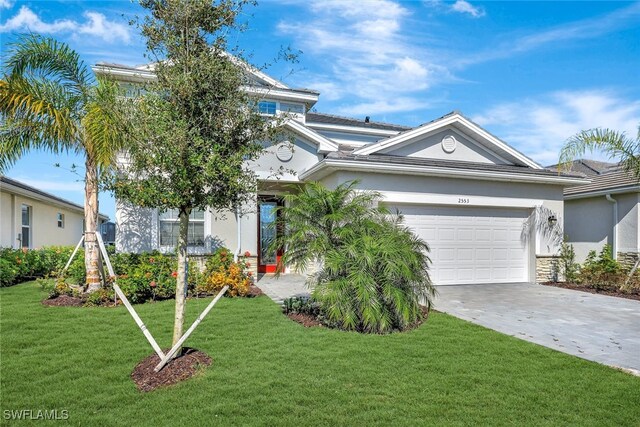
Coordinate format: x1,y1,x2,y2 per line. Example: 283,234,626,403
0,176,110,249
549,160,640,266
95,62,588,285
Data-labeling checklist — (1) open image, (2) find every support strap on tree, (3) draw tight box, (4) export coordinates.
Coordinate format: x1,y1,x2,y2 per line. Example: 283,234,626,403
60,232,229,371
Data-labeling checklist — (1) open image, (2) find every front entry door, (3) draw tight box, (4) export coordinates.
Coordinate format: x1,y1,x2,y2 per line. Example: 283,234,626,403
258,197,284,273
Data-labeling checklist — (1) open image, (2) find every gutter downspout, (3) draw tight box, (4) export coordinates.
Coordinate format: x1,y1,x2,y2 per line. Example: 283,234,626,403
606,194,618,260
234,208,242,262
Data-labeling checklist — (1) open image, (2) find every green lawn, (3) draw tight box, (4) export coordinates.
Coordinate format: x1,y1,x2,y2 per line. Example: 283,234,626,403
1,282,639,426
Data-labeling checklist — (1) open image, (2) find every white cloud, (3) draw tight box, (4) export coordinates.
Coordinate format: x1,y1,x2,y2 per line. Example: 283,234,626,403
336,97,428,116
473,90,640,165
0,0,14,9
451,0,485,18
0,6,130,44
460,2,640,66
78,12,130,44
278,0,450,116
0,6,76,33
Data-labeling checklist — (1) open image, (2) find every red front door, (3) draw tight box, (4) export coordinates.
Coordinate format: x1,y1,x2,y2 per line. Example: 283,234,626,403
258,197,283,273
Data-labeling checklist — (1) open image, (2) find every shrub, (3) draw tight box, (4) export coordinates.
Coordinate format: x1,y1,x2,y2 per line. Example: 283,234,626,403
195,248,252,297
275,181,435,334
559,241,579,283
578,245,623,291
282,296,321,317
0,246,76,287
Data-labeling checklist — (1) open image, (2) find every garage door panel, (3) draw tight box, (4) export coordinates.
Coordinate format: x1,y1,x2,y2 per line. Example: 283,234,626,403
391,204,529,285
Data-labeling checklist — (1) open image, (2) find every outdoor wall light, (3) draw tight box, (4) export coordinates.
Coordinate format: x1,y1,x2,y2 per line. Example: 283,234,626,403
548,215,557,227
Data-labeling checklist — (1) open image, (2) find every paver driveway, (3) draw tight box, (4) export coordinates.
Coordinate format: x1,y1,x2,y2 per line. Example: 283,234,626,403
434,283,640,374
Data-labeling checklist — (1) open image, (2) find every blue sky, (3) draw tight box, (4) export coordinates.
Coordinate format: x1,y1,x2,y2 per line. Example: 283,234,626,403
2,0,639,219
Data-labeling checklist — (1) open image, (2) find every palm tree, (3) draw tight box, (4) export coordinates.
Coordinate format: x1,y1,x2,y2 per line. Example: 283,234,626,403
274,180,435,333
559,125,640,178
0,34,125,292
273,180,388,273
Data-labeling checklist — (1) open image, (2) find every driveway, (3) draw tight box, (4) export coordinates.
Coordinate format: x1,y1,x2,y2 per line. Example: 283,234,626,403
435,283,640,374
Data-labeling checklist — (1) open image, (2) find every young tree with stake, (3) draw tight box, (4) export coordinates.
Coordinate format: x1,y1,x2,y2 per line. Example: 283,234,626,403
108,0,287,350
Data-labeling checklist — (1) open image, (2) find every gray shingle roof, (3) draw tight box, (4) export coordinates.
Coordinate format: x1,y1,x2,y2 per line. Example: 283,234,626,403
306,112,411,132
325,152,585,179
546,159,615,176
1,176,110,220
564,165,640,196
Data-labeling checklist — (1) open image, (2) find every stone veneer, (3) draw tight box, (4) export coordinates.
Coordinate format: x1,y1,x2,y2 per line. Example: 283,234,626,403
536,255,560,283
617,252,639,270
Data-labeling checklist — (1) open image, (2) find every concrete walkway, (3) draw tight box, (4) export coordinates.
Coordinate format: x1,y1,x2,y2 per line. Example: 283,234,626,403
435,283,640,374
256,274,310,304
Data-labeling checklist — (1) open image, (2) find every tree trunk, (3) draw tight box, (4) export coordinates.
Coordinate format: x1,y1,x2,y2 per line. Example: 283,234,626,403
84,155,101,293
172,207,190,348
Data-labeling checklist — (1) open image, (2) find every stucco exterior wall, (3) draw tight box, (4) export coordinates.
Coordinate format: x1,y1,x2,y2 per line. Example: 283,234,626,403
379,128,509,165
0,192,13,248
318,170,565,260
248,137,322,182
0,191,85,248
564,193,639,263
313,130,383,146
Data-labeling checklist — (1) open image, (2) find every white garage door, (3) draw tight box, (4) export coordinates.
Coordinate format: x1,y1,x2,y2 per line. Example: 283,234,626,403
390,205,530,285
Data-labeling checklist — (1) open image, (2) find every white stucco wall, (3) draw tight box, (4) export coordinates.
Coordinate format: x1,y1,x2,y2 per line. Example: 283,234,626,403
379,128,509,165
0,191,85,248
312,130,385,146
564,193,639,262
319,170,565,256
248,137,322,182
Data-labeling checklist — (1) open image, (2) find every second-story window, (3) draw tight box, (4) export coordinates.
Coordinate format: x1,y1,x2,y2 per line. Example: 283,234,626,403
258,100,277,115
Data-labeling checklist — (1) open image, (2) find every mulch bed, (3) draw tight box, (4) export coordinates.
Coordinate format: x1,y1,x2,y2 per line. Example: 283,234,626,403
541,282,640,301
131,347,212,392
287,312,323,327
286,304,432,330
41,295,85,307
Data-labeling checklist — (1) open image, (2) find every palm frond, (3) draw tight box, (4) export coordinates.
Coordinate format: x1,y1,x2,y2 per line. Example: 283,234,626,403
0,78,78,171
82,77,127,170
559,127,640,179
4,33,92,95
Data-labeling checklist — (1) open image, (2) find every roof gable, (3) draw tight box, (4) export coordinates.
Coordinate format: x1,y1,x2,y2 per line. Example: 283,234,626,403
284,120,339,154
377,127,511,165
353,112,541,169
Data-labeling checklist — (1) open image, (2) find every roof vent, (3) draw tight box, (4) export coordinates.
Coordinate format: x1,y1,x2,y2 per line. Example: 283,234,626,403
276,143,294,162
441,135,457,154
365,116,370,123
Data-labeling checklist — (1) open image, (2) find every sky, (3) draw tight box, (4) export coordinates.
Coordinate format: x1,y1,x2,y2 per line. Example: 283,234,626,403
1,0,639,219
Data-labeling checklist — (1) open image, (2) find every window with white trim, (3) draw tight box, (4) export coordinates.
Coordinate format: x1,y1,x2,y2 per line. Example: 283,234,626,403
57,213,65,228
257,100,277,115
279,102,304,114
21,204,31,249
159,209,205,247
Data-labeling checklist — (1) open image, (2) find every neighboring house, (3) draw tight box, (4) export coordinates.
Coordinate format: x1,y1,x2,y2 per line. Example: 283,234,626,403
0,176,109,249
95,62,588,285
548,160,640,266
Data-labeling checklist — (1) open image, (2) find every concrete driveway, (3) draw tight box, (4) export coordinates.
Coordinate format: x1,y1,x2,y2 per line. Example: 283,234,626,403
435,283,640,374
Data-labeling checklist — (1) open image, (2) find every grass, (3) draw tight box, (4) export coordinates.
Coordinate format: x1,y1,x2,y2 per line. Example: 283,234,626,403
1,281,639,426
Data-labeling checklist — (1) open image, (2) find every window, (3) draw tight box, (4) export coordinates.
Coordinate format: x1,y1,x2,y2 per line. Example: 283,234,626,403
21,204,31,249
257,100,277,115
159,209,205,247
279,102,304,114
57,213,65,228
